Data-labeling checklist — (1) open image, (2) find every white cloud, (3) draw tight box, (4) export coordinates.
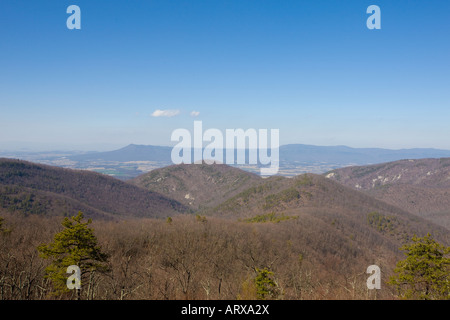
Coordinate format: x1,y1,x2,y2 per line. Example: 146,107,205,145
190,111,200,117
151,109,180,117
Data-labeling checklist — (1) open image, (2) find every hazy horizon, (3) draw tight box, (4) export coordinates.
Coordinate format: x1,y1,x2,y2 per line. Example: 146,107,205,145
2,1,450,152
2,141,450,154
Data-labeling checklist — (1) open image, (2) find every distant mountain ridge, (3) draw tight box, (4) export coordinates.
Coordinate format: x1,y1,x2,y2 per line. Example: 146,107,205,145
69,143,450,166
6,144,450,180
70,144,173,162
279,144,450,165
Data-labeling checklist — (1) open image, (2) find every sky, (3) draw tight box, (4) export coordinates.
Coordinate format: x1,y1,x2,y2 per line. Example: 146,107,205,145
1,0,449,151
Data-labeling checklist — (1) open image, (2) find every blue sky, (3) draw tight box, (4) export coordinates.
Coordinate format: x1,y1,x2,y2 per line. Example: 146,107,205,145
1,0,449,151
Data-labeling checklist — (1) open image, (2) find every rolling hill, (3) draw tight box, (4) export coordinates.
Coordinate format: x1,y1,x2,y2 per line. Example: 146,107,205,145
1,159,449,300
130,162,262,210
135,164,450,288
203,172,449,242
130,162,449,246
0,158,188,219
324,158,450,230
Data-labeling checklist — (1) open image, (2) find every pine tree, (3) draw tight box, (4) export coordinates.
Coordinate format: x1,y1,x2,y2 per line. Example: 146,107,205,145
255,267,280,300
389,233,450,300
37,212,109,299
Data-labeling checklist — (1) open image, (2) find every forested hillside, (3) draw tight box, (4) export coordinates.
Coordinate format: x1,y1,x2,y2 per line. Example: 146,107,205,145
1,160,448,300
325,158,450,229
0,159,188,219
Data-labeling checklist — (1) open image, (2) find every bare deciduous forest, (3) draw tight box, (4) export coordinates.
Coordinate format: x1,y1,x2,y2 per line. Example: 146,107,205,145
0,213,400,300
